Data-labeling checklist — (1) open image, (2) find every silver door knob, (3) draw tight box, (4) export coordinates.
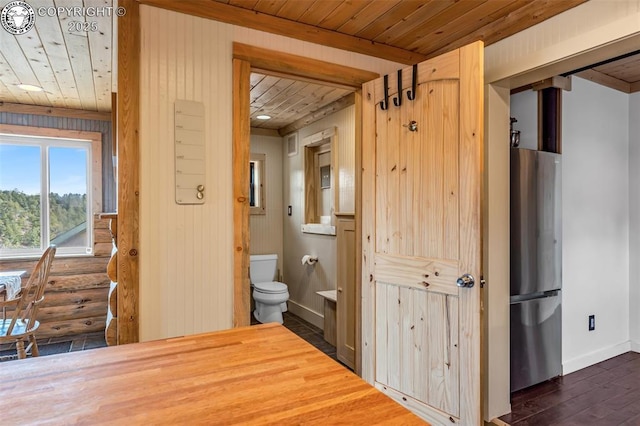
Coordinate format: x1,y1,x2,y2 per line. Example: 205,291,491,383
456,273,475,288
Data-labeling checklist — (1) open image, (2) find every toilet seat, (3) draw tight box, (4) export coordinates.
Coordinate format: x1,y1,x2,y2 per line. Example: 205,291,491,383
254,282,287,294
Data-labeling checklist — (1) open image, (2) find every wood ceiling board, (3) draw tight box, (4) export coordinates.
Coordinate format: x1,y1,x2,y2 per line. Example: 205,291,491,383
254,0,287,15
251,77,297,108
278,92,355,136
405,0,526,53
314,0,371,31
14,30,67,107
87,0,114,111
29,2,83,110
275,0,316,21
352,1,425,40
0,35,52,106
250,73,267,88
250,74,279,102
252,79,311,115
0,80,18,104
0,51,33,104
56,0,98,111
575,69,631,93
296,0,343,27
372,0,456,46
594,56,640,84
335,0,402,36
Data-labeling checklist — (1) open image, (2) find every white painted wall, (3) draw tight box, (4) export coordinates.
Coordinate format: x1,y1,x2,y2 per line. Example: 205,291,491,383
629,92,640,352
283,105,355,328
139,8,234,341
250,133,284,274
561,77,630,373
138,6,403,340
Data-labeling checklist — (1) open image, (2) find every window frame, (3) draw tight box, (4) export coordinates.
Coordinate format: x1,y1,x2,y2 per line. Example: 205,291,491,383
0,124,102,259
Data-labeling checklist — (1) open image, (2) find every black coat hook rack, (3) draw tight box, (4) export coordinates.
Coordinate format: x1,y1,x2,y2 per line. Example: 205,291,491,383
393,69,402,107
379,74,389,110
407,64,418,101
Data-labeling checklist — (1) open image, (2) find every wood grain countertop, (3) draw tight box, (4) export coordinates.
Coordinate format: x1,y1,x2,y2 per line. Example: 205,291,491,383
0,323,426,425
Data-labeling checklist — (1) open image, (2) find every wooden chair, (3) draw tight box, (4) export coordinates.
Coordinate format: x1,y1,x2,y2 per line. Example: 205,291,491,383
0,246,56,359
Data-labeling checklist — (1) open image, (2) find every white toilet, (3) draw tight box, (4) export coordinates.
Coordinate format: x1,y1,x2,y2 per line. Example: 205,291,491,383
250,254,289,324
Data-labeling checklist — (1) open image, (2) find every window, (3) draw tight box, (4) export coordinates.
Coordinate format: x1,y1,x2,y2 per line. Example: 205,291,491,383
0,126,102,258
249,153,265,215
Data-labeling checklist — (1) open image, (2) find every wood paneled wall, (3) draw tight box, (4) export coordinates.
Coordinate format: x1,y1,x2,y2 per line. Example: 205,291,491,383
0,111,116,211
139,6,234,340
137,5,404,339
0,216,111,339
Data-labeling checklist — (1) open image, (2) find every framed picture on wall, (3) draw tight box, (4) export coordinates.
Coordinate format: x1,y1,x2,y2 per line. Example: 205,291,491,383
286,133,298,157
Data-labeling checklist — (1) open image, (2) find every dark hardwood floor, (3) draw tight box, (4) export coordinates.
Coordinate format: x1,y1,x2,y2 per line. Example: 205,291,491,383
500,351,640,425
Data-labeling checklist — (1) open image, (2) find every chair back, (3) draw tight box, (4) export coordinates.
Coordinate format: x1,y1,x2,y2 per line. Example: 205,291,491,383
6,245,56,335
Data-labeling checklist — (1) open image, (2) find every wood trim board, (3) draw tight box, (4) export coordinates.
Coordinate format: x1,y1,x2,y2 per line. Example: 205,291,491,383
0,102,111,121
116,0,140,344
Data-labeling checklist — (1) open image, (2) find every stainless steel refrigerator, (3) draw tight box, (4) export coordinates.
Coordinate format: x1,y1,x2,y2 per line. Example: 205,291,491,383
510,148,562,392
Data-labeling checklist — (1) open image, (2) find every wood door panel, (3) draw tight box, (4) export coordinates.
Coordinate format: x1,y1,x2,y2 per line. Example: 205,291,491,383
363,41,482,425
374,253,459,296
370,50,460,104
375,282,460,416
376,80,460,260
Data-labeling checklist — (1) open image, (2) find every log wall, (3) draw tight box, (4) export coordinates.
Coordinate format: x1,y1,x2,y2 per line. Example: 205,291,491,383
0,215,111,339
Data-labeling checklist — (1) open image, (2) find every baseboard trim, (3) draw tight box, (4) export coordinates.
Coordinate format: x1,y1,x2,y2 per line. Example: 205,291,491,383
287,300,324,330
632,340,640,353
563,341,632,374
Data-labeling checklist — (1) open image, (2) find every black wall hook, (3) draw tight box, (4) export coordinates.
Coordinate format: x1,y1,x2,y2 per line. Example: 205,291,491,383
407,64,418,101
379,74,389,110
393,69,402,107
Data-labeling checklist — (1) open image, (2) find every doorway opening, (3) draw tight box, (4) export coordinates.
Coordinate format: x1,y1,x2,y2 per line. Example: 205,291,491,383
232,43,378,375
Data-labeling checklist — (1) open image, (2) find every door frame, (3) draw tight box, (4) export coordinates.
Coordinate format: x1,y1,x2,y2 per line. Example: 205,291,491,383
231,43,377,374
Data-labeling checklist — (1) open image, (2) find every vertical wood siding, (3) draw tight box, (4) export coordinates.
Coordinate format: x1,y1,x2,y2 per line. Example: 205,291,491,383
0,112,115,211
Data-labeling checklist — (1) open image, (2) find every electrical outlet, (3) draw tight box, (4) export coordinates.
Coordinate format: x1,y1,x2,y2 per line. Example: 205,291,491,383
589,315,595,331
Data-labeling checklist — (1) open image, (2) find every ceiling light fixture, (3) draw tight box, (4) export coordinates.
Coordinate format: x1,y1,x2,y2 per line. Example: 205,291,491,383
17,84,44,92
256,115,271,120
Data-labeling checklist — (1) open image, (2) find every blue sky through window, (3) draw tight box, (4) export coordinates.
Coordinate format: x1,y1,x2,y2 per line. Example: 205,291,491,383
0,144,88,195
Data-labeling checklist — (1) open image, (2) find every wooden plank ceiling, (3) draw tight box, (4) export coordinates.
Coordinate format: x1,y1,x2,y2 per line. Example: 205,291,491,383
575,53,640,94
0,0,113,113
3,0,639,120
250,72,353,132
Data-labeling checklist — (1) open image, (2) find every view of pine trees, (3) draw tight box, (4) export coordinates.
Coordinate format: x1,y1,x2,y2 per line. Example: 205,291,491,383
0,190,86,248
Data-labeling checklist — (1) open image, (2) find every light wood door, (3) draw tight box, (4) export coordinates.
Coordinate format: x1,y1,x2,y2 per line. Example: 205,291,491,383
361,42,483,425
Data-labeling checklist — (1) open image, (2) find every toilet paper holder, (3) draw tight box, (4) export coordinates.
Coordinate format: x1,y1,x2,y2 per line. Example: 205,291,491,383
301,255,318,265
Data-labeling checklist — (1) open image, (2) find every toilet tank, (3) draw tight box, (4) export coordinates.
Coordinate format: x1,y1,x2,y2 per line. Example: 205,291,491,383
249,254,277,283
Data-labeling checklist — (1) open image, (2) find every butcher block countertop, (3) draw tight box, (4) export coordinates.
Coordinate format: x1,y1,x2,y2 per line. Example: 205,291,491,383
0,323,425,424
